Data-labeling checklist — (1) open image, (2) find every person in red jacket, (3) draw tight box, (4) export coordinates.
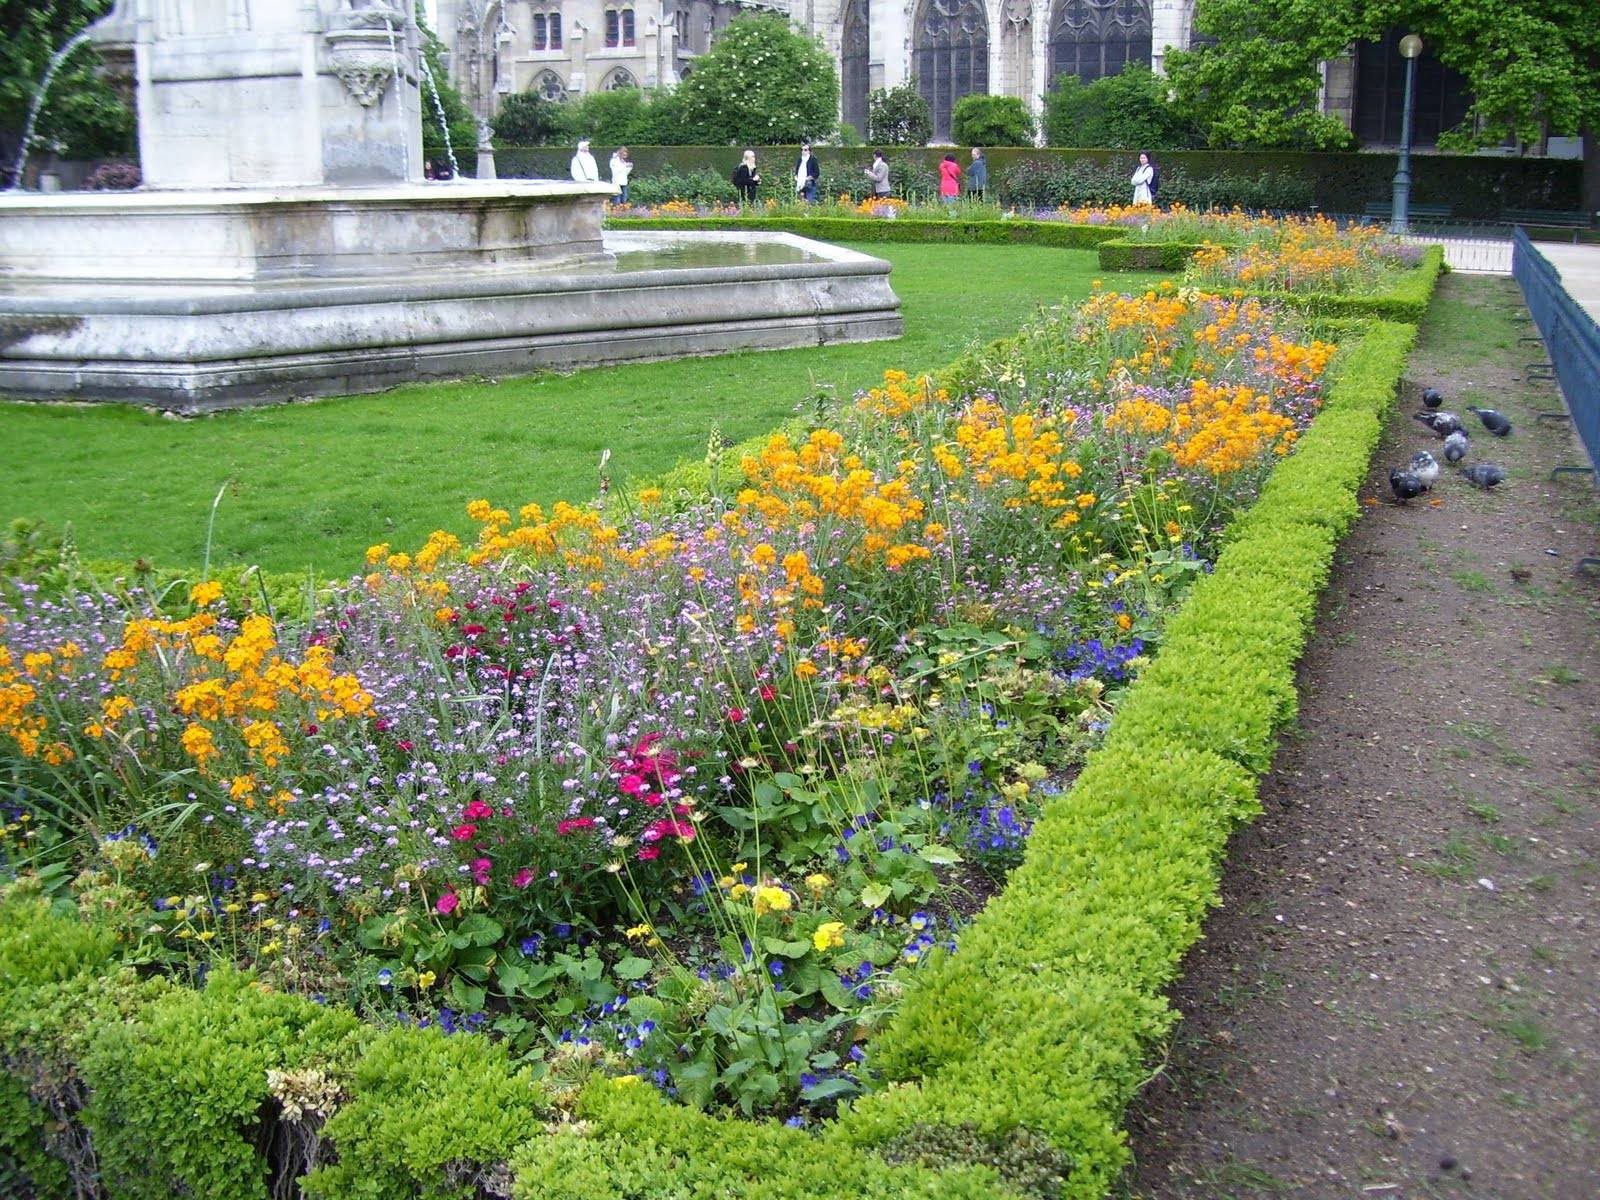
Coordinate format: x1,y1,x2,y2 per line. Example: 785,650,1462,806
939,154,961,205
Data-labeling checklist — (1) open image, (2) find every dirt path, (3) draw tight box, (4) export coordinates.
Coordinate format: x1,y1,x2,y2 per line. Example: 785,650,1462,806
1122,273,1600,1199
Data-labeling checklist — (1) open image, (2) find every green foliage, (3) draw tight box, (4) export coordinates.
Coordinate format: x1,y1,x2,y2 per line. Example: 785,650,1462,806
493,92,568,147
0,0,135,174
880,1123,1072,1200
608,214,1123,250
1265,244,1447,323
557,86,691,146
413,2,476,158
950,94,1034,147
626,163,738,206
996,155,1314,210
867,83,932,147
1041,68,1202,150
675,16,838,145
1096,239,1205,271
80,968,366,1200
304,1026,548,1200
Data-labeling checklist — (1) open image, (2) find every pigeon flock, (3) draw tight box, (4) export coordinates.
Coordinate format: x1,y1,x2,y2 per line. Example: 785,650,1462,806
1389,385,1511,503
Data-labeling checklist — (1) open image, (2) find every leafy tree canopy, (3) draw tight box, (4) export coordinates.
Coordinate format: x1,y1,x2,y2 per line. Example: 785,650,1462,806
492,92,568,146
674,15,838,145
1042,67,1203,150
951,93,1034,146
1169,0,1600,154
868,83,932,146
1,0,134,177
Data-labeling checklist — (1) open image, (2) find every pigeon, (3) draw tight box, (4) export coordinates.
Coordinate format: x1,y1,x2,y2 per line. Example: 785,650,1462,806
1442,429,1469,464
1410,450,1440,489
1414,410,1465,437
1421,386,1445,409
1467,406,1512,436
1462,464,1506,490
1389,469,1427,503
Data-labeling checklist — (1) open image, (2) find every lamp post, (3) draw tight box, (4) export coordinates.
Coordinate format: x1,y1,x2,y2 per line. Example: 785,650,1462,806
1390,32,1424,234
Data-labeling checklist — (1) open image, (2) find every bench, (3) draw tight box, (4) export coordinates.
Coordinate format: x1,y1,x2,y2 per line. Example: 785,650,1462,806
1362,201,1454,222
1503,209,1594,229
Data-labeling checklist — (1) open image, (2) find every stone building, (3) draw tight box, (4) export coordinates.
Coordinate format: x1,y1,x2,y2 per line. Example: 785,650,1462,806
439,0,1470,147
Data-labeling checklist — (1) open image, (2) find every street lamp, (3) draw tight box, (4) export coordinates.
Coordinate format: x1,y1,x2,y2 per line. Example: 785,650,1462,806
1390,32,1424,234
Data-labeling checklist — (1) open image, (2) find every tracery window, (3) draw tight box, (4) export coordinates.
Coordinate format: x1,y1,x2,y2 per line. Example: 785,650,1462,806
840,0,870,137
913,0,989,142
1047,0,1150,87
1352,28,1471,147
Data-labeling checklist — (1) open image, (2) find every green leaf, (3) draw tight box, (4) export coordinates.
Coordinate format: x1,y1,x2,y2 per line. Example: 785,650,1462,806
859,881,891,909
762,937,813,959
918,844,964,866
613,955,653,981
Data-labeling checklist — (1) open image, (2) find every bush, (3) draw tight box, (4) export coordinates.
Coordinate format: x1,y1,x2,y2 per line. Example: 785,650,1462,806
626,164,739,206
951,95,1034,147
994,156,1313,211
868,83,932,147
84,161,141,191
493,93,568,147
1041,68,1202,150
675,15,838,145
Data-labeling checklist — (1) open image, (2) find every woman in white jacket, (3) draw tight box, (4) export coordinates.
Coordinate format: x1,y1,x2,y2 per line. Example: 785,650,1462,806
1131,151,1156,206
609,147,633,204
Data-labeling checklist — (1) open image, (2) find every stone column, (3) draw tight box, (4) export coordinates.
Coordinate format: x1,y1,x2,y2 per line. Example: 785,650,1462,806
1322,52,1356,132
1150,0,1189,77
568,22,587,93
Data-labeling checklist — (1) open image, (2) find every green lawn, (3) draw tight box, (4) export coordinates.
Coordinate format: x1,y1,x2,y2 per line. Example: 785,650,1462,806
1,244,1132,575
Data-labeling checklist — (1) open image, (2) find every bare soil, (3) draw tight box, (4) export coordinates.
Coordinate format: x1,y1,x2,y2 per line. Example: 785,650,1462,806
1122,273,1600,1200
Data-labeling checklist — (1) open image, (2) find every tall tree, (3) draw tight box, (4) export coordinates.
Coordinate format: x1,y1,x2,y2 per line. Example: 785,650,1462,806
1168,0,1600,210
1,0,134,181
674,15,838,146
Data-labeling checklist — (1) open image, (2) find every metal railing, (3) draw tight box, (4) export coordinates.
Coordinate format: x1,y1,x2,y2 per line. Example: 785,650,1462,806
1511,227,1600,572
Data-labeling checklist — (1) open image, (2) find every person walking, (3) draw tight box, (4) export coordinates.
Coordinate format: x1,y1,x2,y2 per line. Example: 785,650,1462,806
967,147,987,201
732,149,761,205
609,146,633,204
1131,150,1157,206
939,153,961,206
570,138,599,183
864,149,890,199
794,142,820,203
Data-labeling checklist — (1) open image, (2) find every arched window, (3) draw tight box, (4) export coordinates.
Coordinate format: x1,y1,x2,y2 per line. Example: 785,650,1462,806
534,70,567,101
913,0,989,142
840,0,870,136
1048,0,1150,87
1352,29,1471,147
604,68,637,90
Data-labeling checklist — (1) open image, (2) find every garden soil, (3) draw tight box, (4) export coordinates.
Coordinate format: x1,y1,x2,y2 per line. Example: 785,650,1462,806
1123,272,1600,1199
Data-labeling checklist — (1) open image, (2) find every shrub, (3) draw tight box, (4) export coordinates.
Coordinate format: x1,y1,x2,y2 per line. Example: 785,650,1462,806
1041,68,1202,150
626,164,739,206
675,15,838,145
493,93,568,147
84,161,141,191
951,94,1034,147
868,83,932,147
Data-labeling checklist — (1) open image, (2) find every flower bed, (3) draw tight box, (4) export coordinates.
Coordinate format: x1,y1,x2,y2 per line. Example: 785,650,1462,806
1,245,1432,1196
609,212,1125,250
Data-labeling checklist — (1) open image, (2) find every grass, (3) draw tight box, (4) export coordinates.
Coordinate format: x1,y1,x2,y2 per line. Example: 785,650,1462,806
0,244,1146,576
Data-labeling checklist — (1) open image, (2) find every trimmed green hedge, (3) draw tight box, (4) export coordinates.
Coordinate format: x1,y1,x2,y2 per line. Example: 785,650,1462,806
0,306,1427,1199
609,214,1124,250
1271,244,1447,324
1095,238,1206,271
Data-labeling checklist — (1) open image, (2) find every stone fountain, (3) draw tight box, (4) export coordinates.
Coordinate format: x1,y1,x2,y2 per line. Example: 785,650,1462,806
0,0,900,412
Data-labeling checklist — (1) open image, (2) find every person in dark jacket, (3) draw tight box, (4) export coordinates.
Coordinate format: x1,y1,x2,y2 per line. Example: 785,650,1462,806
967,147,987,201
732,148,761,205
794,143,820,203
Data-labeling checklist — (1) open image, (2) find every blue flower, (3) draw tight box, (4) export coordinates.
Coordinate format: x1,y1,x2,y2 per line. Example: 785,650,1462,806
554,923,573,940
769,961,785,979
520,935,542,956
800,1072,819,1088
376,968,393,988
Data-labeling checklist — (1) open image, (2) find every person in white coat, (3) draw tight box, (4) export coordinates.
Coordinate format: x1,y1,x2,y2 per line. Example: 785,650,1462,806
1131,150,1156,206
609,146,633,204
570,139,599,183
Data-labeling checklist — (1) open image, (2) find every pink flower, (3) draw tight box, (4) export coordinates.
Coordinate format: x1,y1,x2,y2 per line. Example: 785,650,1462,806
513,867,535,888
636,845,661,861
557,817,596,836
436,891,459,915
759,685,777,702
471,857,493,884
451,823,478,841
727,707,747,723
619,774,648,796
463,799,495,820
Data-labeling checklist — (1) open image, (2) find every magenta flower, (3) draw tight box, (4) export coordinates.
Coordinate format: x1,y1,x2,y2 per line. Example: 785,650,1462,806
436,891,459,915
513,867,535,888
463,799,495,820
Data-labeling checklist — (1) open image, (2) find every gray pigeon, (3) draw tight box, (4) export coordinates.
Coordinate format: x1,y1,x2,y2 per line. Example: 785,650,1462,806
1421,387,1445,409
1414,411,1465,437
1442,429,1469,464
1390,469,1427,503
1410,450,1440,489
1466,406,1512,436
1462,464,1506,490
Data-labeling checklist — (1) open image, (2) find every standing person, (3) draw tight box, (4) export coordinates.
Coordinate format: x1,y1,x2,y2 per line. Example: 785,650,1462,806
732,149,761,205
967,146,987,201
864,149,890,199
794,142,820,203
609,146,633,204
1131,150,1157,206
939,153,961,205
570,138,599,183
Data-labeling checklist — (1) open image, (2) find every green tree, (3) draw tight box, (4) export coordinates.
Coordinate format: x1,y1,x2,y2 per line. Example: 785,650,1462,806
492,92,568,146
414,2,477,163
1042,67,1203,149
559,86,692,145
868,83,932,146
951,93,1034,146
1,0,134,181
1168,0,1600,210
675,15,838,145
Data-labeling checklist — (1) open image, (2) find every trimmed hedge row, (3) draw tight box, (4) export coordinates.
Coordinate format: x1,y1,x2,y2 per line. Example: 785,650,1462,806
0,296,1426,1199
609,214,1125,250
1095,238,1206,271
1271,244,1446,324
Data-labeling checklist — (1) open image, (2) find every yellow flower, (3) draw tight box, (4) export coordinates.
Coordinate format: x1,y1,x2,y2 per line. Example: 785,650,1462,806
624,923,654,942
189,580,224,607
752,885,792,917
804,873,832,896
417,970,437,989
812,921,846,952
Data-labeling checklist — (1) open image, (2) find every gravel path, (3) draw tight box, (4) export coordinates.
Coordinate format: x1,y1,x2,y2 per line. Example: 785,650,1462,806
1123,273,1600,1200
